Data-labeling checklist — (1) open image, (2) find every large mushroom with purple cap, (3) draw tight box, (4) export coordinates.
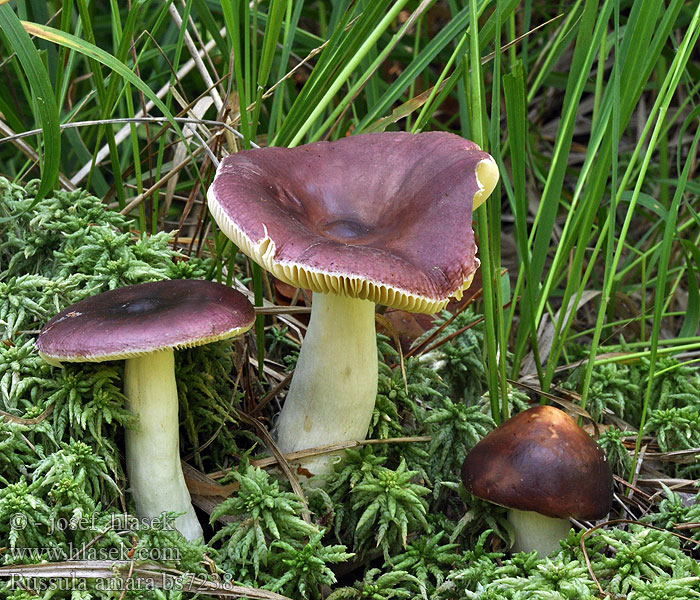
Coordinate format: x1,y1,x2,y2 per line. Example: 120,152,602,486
207,131,498,475
36,279,255,540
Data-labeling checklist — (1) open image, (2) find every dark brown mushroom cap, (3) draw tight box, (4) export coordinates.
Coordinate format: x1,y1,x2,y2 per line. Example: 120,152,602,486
36,280,255,362
207,132,499,314
461,405,613,520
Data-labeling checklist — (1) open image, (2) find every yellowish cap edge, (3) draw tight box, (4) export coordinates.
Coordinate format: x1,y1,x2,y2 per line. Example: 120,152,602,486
39,323,253,365
473,156,500,210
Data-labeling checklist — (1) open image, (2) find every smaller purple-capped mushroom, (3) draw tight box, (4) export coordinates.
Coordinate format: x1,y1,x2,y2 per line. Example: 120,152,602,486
461,405,614,556
207,132,499,476
37,279,255,541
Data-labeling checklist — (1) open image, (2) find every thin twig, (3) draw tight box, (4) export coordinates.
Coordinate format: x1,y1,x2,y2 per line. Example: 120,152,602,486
0,120,75,190
118,144,207,215
403,295,480,360
248,371,294,417
166,1,223,111
0,404,54,426
0,117,248,145
208,436,432,476
234,409,311,524
254,306,312,315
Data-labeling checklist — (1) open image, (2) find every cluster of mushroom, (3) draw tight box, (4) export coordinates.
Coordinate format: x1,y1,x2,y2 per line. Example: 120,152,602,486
461,405,614,556
37,131,499,540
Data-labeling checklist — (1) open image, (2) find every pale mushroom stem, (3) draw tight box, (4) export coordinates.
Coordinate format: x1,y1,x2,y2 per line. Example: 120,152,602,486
276,292,378,475
123,351,203,541
507,508,572,557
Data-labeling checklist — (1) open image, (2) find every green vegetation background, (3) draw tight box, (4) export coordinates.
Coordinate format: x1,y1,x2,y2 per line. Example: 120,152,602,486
1,1,700,598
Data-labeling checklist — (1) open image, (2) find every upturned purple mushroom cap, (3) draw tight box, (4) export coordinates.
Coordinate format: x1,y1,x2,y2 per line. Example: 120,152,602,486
207,132,499,314
36,279,255,362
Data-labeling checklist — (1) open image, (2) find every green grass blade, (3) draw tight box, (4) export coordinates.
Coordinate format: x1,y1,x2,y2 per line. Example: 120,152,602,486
354,4,471,132
503,60,543,385
630,114,700,481
466,0,500,422
538,0,687,389
0,3,60,205
287,0,411,147
511,0,608,374
311,0,435,141
250,0,286,132
679,240,700,340
20,20,186,160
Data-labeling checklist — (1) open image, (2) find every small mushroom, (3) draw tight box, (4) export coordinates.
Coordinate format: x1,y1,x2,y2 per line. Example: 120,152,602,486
461,405,613,556
36,279,255,540
207,131,498,475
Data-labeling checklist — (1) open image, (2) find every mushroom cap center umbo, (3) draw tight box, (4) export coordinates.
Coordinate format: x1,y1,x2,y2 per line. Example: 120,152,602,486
266,181,434,248
319,218,375,244
120,297,163,315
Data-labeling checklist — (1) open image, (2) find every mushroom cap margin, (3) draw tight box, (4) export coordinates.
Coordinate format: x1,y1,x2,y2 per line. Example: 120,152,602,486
36,279,255,363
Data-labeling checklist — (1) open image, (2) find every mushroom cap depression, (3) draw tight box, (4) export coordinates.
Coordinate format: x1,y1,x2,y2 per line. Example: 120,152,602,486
36,279,255,362
461,405,613,520
207,132,499,314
